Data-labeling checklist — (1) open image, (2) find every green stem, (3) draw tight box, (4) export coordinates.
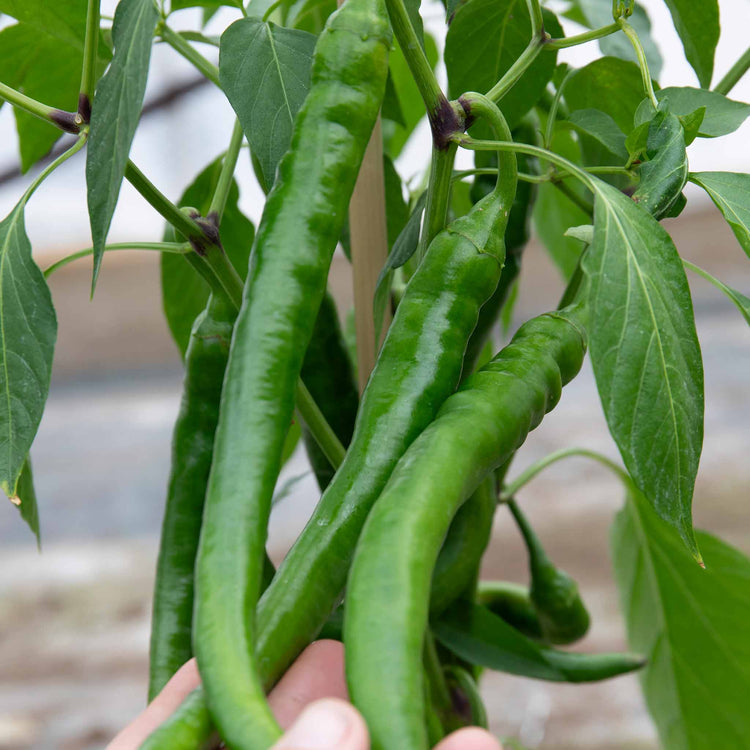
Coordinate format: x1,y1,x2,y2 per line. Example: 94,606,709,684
506,498,548,569
525,0,544,37
423,631,450,739
295,380,346,469
454,136,596,192
384,0,445,115
714,45,750,95
453,168,548,184
545,22,620,50
44,242,190,278
209,120,244,221
160,24,221,87
203,242,244,310
618,18,657,108
544,66,574,149
262,0,285,22
501,447,628,500
124,160,206,240
0,81,80,133
18,136,88,210
78,0,101,120
486,36,545,104
554,179,594,216
417,143,458,261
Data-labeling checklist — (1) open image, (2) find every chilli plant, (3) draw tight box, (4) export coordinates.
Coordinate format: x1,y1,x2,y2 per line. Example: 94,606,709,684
1,0,749,747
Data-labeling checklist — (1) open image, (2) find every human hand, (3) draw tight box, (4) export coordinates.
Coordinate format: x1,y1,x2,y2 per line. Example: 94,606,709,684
108,639,502,749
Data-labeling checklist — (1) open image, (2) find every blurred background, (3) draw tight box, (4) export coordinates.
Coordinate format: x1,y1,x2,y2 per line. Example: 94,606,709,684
0,0,748,747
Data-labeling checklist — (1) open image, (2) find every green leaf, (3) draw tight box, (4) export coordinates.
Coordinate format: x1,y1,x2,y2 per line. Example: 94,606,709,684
683,260,750,327
677,106,705,146
0,203,57,498
638,88,750,138
219,18,316,192
404,0,425,49
632,109,688,220
162,159,255,357
583,180,703,557
611,481,750,748
383,155,409,250
570,0,662,77
625,120,649,162
567,109,628,162
10,457,40,547
382,32,438,159
0,0,86,47
532,128,590,279
434,601,644,683
565,57,649,133
381,72,406,128
661,0,719,88
445,0,563,130
689,172,750,259
287,0,336,34
86,0,160,288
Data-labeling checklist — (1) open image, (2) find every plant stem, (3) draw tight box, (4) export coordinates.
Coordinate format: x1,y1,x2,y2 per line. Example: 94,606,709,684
423,631,450,740
544,66,574,149
209,120,245,221
618,18,657,108
452,168,548,184
18,136,88,210
714,45,750,95
44,242,190,278
160,23,221,87
545,22,620,50
486,37,545,104
383,0,445,116
78,0,101,121
295,380,346,469
417,143,457,261
506,498,548,568
554,179,594,215
500,447,628,500
0,82,80,134
525,0,544,37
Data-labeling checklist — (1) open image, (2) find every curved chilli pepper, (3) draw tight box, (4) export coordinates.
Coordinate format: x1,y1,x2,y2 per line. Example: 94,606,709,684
443,665,488,730
192,0,391,745
300,291,358,491
508,498,591,645
148,295,235,701
429,475,497,617
477,581,544,640
254,106,518,690
345,310,587,750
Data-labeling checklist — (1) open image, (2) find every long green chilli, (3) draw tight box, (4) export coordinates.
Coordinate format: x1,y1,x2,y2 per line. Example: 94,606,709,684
252,95,517,690
191,0,391,745
148,295,236,701
345,310,587,750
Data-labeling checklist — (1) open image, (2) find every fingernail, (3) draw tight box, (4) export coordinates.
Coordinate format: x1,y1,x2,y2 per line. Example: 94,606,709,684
277,699,352,748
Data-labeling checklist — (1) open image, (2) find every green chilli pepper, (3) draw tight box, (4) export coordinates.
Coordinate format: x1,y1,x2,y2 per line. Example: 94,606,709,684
148,295,235,701
192,0,391,745
299,291,358,491
253,95,517,691
345,310,587,750
477,581,544,641
443,665,489,730
508,498,591,645
430,475,497,617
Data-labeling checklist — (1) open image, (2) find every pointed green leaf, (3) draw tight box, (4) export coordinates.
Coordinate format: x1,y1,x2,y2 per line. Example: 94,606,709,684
677,106,705,146
86,0,159,288
434,601,644,683
683,260,750,327
632,109,688,220
661,0,719,88
10,457,40,547
162,159,255,357
445,0,563,130
583,181,703,556
565,58,649,133
220,19,316,193
0,204,57,498
567,109,628,161
611,481,750,748
637,88,750,138
690,172,750,259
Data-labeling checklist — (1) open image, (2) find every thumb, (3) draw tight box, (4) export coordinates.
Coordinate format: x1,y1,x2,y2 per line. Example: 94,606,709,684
271,698,370,750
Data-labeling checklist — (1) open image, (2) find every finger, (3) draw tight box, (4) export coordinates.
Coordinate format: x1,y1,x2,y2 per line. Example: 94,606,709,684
434,727,503,750
268,640,349,729
106,659,201,749
270,698,369,750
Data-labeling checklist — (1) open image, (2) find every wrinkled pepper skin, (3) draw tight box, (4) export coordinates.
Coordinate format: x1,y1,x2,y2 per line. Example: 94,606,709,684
345,311,587,750
300,291,358,491
148,295,235,701
191,0,391,745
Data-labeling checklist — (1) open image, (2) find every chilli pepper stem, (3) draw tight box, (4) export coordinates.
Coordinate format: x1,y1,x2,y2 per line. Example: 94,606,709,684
209,120,245,221
417,143,458,262
545,22,620,50
485,36,545,104
525,0,544,37
160,23,221,88
507,498,548,569
295,381,346,469
78,0,101,120
617,18,658,108
0,81,81,134
714,45,750,95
